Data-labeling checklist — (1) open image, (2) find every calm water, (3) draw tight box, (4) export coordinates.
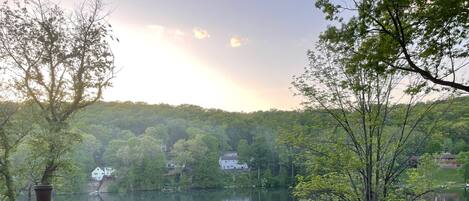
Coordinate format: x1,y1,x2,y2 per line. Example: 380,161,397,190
427,189,469,201
21,188,469,201
50,189,294,201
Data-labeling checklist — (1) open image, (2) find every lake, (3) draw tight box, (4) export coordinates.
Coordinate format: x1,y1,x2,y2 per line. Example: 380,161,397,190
48,189,295,201
21,188,469,201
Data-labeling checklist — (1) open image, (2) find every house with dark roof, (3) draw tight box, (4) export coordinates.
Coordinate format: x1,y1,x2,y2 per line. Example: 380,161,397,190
438,152,458,168
218,152,249,170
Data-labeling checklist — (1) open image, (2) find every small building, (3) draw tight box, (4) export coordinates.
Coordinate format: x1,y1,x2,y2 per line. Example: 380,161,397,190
438,152,457,168
166,160,180,169
407,155,419,168
103,167,115,176
91,167,105,181
219,152,248,170
161,143,168,152
91,167,115,181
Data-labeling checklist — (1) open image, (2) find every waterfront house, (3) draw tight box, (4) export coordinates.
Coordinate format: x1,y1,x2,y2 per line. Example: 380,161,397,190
103,167,115,176
91,167,115,181
91,167,105,181
438,152,457,168
219,152,249,170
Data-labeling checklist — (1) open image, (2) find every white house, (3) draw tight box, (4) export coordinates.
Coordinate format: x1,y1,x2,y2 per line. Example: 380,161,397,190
103,167,115,176
219,152,249,170
160,143,168,152
91,167,105,181
91,167,115,181
166,160,180,169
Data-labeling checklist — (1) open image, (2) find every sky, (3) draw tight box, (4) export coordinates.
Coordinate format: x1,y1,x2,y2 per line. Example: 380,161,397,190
63,0,330,112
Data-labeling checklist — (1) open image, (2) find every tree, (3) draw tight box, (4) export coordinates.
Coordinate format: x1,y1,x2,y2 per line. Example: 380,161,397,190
171,134,222,188
291,39,441,200
458,151,469,184
278,125,305,186
192,135,222,188
237,139,251,163
315,0,469,93
172,136,208,171
144,125,169,144
0,0,116,185
250,135,273,187
104,139,127,167
0,102,34,201
105,135,166,192
404,154,438,200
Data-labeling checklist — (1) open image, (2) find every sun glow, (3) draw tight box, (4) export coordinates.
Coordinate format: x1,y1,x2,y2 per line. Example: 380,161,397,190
104,23,269,111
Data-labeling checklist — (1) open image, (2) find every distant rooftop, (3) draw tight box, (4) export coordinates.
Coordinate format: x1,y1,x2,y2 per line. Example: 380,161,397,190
440,152,456,160
220,152,238,160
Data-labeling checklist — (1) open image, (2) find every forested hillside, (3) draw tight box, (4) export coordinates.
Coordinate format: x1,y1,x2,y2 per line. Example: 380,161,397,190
63,102,313,192
38,96,468,193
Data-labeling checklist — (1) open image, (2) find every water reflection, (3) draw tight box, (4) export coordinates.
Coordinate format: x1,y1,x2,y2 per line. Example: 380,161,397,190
425,189,469,201
22,188,469,201
49,189,294,201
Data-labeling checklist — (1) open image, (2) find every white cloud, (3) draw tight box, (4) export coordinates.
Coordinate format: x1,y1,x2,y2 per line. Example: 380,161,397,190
146,24,185,41
174,29,185,37
146,25,165,37
193,28,210,39
146,24,166,32
230,36,246,47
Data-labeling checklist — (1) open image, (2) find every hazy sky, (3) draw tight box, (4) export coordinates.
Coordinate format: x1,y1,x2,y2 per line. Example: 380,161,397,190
64,0,329,112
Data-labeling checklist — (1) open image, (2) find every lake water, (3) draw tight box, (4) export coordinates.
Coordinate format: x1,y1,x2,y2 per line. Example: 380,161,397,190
21,188,469,201
50,189,295,201
427,189,469,201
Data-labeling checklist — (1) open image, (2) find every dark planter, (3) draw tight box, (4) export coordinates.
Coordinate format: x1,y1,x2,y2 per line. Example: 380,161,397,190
34,185,53,201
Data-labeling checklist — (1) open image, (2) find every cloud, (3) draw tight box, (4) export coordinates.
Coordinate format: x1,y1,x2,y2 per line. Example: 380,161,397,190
173,29,185,37
146,24,166,32
193,28,210,39
230,36,246,48
146,24,185,41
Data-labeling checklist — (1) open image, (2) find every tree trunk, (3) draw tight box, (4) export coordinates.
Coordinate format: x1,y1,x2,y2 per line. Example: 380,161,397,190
291,160,294,184
28,184,32,201
40,162,55,185
2,153,16,201
257,167,260,187
41,171,52,185
4,171,16,201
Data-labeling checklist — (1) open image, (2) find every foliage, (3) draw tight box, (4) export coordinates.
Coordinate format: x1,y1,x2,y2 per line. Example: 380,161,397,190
458,151,469,184
0,0,116,186
0,102,36,201
0,95,467,195
315,0,469,93
290,32,446,200
65,96,468,194
105,135,166,192
404,154,438,200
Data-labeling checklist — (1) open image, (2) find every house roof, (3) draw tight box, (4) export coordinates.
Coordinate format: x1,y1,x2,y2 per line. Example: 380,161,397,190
220,152,238,160
440,153,456,160
92,167,103,172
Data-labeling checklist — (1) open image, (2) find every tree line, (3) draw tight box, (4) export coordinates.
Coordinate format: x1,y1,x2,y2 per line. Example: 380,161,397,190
1,95,467,196
0,0,469,201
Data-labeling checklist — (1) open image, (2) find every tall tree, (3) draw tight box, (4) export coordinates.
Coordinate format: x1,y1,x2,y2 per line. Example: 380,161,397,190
0,102,33,201
458,152,469,185
291,39,442,200
315,0,469,92
103,135,165,192
171,134,223,188
0,0,116,185
237,139,251,163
